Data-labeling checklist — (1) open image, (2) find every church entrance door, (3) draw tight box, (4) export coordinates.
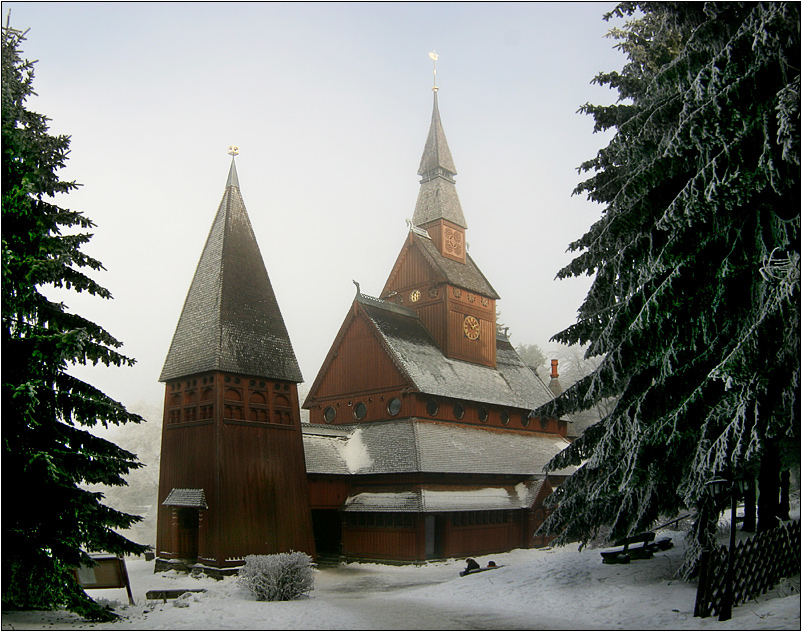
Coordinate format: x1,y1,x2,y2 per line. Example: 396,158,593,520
176,507,199,560
424,515,443,559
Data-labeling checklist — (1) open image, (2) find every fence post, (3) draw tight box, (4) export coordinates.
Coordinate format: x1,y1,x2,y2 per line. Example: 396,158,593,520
694,549,711,618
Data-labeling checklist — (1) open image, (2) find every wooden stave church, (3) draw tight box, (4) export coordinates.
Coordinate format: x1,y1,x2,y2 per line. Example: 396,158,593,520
155,89,573,573
300,89,573,562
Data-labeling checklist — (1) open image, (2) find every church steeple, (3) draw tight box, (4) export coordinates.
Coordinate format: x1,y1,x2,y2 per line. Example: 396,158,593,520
412,91,467,233
160,150,302,383
412,77,468,264
417,91,458,186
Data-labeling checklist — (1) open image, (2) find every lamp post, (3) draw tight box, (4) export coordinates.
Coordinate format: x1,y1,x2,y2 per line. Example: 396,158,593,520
706,476,750,621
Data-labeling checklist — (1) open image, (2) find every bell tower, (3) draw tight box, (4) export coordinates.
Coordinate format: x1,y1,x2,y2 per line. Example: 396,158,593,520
155,148,315,574
382,64,498,367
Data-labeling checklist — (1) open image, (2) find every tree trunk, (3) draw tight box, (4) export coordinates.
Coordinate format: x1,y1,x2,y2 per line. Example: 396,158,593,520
741,480,756,532
757,440,780,532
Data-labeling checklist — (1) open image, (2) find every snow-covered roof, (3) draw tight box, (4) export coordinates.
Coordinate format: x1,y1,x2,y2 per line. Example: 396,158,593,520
162,488,208,508
358,296,553,410
342,481,547,513
409,232,499,299
160,158,302,383
302,419,574,476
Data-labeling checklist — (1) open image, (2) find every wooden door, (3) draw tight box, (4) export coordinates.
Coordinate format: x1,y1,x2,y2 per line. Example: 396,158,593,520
176,508,199,560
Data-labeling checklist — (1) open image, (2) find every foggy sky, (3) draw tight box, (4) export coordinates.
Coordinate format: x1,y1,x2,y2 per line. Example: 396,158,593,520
5,1,627,411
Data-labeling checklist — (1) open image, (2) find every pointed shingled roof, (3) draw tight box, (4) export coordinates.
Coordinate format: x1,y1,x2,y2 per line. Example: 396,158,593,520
417,92,456,178
160,157,303,383
412,91,467,229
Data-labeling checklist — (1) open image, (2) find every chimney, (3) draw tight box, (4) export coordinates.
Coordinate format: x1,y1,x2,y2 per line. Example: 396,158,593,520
548,359,563,397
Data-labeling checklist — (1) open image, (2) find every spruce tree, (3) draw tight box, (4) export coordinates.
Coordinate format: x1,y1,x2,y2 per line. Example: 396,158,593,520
534,2,800,574
2,21,148,619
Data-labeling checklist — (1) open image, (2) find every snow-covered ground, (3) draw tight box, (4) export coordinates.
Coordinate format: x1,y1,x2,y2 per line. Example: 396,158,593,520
2,529,799,631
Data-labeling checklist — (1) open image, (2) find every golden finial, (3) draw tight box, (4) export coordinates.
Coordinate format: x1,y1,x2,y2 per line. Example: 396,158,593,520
228,145,239,156
428,51,439,92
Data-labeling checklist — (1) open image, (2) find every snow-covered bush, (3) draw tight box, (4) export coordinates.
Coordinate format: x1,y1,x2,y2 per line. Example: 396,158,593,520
237,552,315,601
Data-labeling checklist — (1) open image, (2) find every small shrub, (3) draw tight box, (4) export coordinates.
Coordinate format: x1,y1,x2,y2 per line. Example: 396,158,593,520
237,552,315,601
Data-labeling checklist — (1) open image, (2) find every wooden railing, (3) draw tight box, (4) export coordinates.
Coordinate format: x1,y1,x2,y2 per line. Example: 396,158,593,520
694,520,800,619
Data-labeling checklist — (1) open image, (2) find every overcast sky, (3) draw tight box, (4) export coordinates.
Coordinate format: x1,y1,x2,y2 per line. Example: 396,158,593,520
7,1,628,411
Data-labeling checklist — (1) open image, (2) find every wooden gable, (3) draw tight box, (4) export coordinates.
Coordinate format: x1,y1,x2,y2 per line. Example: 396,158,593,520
382,232,447,298
303,302,412,414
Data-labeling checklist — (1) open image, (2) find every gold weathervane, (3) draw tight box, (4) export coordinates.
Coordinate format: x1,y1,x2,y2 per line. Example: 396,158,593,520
228,145,239,156
429,51,439,92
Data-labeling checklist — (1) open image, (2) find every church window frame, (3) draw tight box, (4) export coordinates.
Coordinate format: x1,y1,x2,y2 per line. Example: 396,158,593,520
387,398,402,416
426,398,439,416
353,402,367,420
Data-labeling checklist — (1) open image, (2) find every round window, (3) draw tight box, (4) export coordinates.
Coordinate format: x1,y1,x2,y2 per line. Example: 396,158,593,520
354,402,367,420
500,410,510,425
521,413,531,428
478,406,489,422
323,406,337,423
387,398,402,416
453,403,465,420
426,398,439,416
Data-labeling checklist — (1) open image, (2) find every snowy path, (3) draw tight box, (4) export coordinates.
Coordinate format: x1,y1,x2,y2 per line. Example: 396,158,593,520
2,531,799,630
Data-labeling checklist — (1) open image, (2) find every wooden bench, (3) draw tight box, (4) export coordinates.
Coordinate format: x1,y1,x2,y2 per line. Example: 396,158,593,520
600,532,672,564
145,589,207,603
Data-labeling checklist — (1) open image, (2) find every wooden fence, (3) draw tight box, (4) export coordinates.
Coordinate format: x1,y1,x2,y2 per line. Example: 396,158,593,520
694,520,800,618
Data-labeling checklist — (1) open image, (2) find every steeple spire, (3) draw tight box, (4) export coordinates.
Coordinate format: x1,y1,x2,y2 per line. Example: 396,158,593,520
417,91,458,182
412,58,467,231
160,149,302,383
226,145,240,188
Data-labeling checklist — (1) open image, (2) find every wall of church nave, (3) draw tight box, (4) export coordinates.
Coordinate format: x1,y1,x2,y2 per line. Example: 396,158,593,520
441,511,524,558
341,523,420,561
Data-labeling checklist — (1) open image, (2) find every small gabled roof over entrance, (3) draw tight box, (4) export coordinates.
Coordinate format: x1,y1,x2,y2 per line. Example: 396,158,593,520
163,488,208,509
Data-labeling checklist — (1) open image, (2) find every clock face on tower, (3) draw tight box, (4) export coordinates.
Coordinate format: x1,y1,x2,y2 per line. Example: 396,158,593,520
463,315,480,340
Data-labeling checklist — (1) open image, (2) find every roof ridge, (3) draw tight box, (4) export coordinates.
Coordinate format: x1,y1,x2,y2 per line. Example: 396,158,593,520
355,292,417,318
